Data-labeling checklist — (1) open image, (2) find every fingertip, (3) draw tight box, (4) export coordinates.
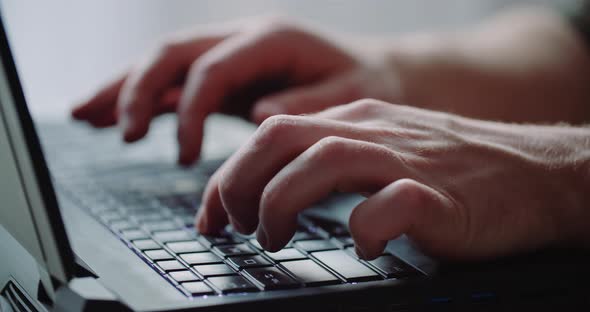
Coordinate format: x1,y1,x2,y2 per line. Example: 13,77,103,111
353,239,386,261
195,209,209,234
228,215,251,235
123,126,148,143
354,246,367,260
71,107,83,119
256,225,270,251
196,183,230,235
71,103,90,120
176,124,202,166
119,114,149,143
178,149,199,167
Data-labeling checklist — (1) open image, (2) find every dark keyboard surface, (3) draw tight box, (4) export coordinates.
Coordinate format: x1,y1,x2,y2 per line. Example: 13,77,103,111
42,122,422,299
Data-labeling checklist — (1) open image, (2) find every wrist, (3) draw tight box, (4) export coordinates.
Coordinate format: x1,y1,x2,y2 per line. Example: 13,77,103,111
382,33,465,109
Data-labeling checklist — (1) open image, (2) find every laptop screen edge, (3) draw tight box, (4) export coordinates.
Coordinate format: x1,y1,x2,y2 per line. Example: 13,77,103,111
0,9,75,284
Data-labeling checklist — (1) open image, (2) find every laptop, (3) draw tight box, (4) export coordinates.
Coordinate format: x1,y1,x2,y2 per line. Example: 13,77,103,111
1,8,589,312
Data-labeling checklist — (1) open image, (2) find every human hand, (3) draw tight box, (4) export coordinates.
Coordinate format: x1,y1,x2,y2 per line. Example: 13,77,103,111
71,18,402,165
196,99,590,260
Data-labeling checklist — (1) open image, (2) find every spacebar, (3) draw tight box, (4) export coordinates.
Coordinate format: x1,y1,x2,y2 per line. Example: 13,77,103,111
312,250,380,282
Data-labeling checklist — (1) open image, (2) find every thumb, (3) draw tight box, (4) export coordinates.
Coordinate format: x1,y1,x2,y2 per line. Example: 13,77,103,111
251,74,361,123
349,179,459,260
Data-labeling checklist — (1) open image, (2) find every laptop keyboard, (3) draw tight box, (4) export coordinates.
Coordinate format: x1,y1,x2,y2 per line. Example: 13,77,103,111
52,155,421,298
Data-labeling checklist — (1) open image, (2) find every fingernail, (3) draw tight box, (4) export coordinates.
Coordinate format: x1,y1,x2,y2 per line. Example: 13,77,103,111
256,226,269,250
355,246,366,260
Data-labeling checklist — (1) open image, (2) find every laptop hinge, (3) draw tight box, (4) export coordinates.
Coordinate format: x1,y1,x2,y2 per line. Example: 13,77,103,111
2,279,46,312
73,255,97,279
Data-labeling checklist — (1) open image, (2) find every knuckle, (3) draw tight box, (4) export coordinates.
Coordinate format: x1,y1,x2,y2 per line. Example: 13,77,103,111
259,15,296,34
392,179,428,217
158,40,183,57
309,136,348,163
192,57,226,79
131,79,157,99
254,115,300,146
347,98,388,116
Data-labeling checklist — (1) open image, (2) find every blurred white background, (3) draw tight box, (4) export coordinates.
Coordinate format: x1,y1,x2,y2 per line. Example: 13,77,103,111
0,0,573,120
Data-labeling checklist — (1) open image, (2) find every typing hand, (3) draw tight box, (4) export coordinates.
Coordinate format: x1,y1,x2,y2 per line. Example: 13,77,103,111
196,99,590,260
71,17,402,165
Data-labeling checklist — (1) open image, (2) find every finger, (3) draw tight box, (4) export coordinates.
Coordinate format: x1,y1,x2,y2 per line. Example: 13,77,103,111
250,73,362,123
118,37,224,142
159,87,183,113
216,115,367,235
177,28,318,165
88,110,118,128
195,160,232,234
348,179,455,260
71,77,126,121
312,98,396,122
257,136,419,251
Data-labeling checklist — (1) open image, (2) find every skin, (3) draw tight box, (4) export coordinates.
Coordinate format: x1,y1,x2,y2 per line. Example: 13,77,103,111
72,7,590,260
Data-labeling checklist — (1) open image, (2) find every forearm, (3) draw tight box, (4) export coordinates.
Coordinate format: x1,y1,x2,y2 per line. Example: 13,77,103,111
386,6,590,124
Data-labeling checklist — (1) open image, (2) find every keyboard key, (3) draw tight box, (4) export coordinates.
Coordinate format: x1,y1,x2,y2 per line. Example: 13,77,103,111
132,239,160,251
89,206,116,215
99,211,124,223
144,249,174,261
153,230,194,243
213,244,257,257
208,276,258,294
169,270,200,283
199,234,241,248
293,240,338,252
175,214,196,227
265,248,307,262
166,241,207,254
157,260,186,271
305,215,350,237
249,238,292,250
181,282,215,296
121,229,149,241
229,228,255,241
142,220,181,232
249,238,263,250
367,255,419,278
194,264,236,277
332,236,355,248
244,267,299,290
130,212,166,223
110,220,137,231
158,195,188,209
227,255,272,269
280,260,340,286
312,250,380,282
181,252,223,265
291,231,320,242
